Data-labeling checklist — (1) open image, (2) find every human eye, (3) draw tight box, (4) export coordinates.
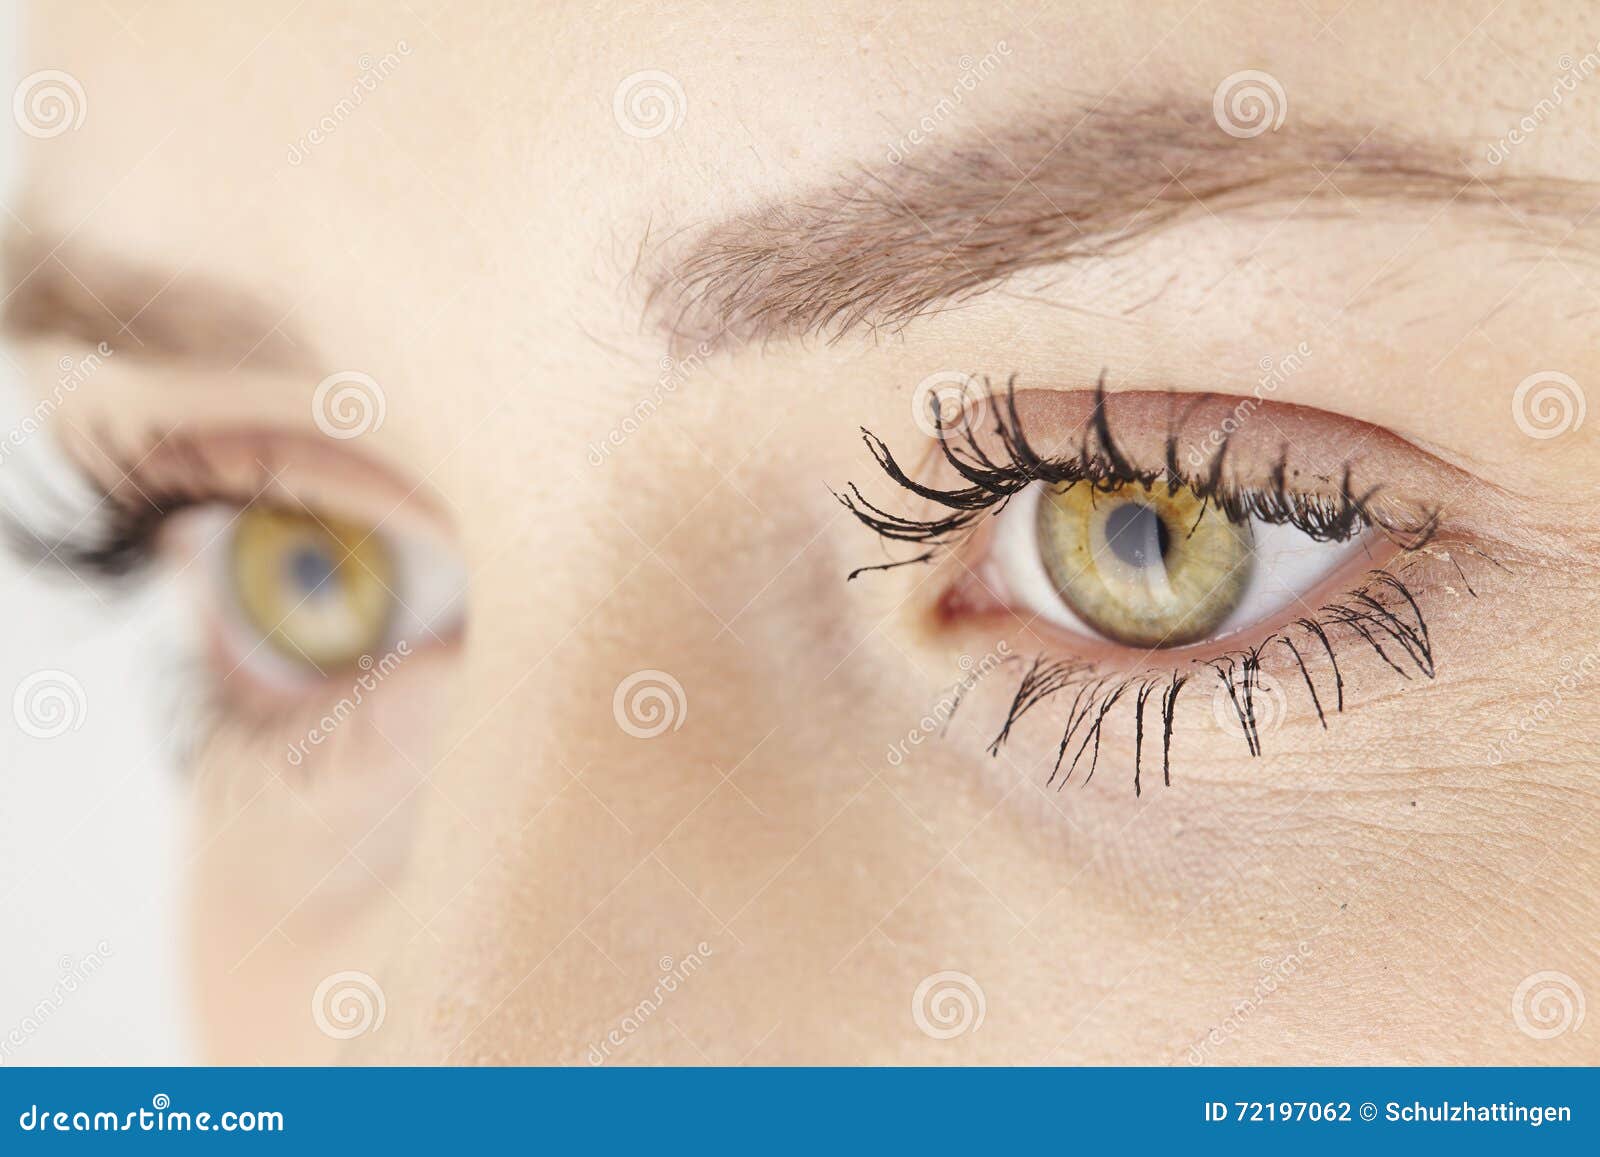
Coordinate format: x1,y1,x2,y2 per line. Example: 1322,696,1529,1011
988,469,1367,650
5,427,465,760
837,379,1491,793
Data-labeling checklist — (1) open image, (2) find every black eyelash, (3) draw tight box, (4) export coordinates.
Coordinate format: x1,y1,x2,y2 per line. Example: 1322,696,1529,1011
2,433,399,768
838,376,1495,794
984,562,1450,794
833,374,1438,580
4,432,268,581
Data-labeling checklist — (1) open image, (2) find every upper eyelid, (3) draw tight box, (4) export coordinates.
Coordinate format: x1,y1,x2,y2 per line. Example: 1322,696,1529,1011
79,428,451,529
2,427,456,585
836,380,1447,573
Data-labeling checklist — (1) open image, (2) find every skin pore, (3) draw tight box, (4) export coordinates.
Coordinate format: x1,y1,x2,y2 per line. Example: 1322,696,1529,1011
3,0,1597,1063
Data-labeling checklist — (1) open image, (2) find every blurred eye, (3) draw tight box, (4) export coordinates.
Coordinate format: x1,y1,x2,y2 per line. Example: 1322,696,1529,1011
232,508,394,667
990,480,1366,649
187,504,465,686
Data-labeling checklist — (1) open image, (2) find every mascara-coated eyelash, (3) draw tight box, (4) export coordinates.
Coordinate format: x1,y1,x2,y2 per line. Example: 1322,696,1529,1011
834,375,1438,580
835,376,1498,795
980,562,1438,794
5,428,465,657
4,431,270,579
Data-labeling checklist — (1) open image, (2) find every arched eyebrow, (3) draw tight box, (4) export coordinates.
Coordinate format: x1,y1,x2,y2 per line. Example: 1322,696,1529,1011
644,101,1593,352
0,235,314,373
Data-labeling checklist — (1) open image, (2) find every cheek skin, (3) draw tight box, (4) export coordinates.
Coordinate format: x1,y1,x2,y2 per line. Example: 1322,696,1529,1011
187,657,449,1063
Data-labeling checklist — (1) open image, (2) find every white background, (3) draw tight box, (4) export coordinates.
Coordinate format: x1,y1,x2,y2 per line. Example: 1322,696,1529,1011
0,0,190,1064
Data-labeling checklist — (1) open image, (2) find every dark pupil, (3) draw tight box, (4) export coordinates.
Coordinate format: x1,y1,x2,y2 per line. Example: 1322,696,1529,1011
289,544,339,597
1103,502,1171,569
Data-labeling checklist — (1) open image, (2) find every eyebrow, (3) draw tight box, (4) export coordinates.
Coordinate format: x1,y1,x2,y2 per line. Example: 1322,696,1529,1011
645,101,1596,351
0,235,313,373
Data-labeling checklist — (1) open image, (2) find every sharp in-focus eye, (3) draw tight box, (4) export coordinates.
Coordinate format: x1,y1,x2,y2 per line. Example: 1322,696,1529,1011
990,480,1366,650
834,381,1452,788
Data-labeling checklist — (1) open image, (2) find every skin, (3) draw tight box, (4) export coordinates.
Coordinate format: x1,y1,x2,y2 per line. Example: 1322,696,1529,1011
6,0,1598,1063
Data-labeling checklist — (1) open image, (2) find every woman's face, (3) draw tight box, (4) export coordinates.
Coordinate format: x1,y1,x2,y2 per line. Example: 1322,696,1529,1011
6,0,1597,1063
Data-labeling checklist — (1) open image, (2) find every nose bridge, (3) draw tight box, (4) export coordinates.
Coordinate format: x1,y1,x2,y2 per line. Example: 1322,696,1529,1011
329,448,813,1060
332,656,674,1060
355,633,831,1060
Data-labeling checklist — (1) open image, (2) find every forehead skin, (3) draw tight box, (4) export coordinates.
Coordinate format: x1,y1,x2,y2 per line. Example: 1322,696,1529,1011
13,1,1600,1063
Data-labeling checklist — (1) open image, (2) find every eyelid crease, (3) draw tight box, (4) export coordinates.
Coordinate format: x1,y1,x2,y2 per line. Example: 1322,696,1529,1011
838,375,1510,795
2,426,455,584
833,375,1441,583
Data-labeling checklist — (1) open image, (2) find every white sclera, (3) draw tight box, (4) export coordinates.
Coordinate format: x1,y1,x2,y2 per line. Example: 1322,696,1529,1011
181,506,467,689
988,481,1367,646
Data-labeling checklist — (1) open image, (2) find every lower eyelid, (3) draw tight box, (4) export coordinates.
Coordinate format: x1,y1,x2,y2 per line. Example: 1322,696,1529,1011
942,552,1451,791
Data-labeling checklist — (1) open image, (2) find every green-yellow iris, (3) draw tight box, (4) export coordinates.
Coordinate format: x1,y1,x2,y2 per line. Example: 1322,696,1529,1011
231,507,393,668
1035,480,1254,647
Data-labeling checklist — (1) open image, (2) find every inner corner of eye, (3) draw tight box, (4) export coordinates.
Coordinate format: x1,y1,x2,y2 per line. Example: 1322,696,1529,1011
985,479,1367,650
